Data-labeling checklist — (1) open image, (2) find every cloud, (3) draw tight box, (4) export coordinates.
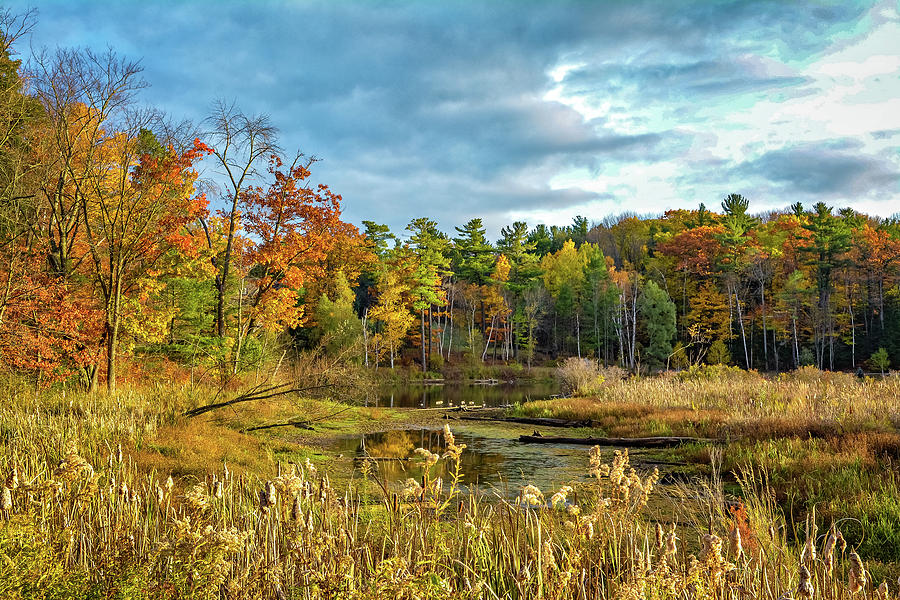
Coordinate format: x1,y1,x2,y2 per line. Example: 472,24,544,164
734,141,900,198
8,0,898,235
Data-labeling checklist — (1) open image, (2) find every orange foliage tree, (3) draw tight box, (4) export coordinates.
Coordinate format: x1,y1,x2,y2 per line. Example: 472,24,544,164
234,154,364,367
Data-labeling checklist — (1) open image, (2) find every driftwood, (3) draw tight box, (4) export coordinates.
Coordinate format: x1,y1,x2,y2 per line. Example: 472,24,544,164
518,435,716,448
241,420,314,433
451,415,594,428
183,383,333,417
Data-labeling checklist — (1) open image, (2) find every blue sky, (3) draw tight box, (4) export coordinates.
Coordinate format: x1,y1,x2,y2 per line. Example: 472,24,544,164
10,0,900,237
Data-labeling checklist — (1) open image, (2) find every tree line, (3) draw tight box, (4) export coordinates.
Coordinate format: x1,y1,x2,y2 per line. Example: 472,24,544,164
355,195,900,375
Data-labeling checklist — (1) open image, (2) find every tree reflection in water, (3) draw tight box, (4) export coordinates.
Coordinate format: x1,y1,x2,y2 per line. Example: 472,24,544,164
360,381,558,409
338,428,591,497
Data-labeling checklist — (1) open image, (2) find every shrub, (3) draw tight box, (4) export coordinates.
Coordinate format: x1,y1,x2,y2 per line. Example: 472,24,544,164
427,352,444,373
870,347,890,375
557,357,605,396
706,339,731,365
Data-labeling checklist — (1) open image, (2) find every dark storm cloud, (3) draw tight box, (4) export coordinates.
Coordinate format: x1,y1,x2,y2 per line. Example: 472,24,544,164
8,0,887,234
735,142,900,197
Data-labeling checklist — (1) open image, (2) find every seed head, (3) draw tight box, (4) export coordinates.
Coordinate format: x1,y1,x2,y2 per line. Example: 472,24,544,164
5,466,18,490
849,550,867,594
291,495,302,522
797,564,814,599
730,524,743,561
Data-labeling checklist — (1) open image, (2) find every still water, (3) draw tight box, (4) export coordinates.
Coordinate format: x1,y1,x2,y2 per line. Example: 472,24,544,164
331,427,668,498
363,380,559,408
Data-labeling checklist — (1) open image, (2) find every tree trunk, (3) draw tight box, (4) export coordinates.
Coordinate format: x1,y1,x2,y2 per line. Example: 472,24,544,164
420,309,426,373
427,305,433,366
760,282,768,371
576,312,581,359
106,284,122,392
734,286,749,369
216,191,241,337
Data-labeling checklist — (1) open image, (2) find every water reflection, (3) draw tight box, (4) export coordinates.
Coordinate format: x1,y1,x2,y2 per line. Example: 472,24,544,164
363,381,558,409
336,428,592,495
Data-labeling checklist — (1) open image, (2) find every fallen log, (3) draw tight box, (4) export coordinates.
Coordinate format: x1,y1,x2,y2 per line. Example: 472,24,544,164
241,420,314,433
451,415,595,428
183,383,332,417
518,435,716,448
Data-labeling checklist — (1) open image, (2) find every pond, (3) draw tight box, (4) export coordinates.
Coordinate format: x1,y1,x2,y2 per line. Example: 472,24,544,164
361,380,559,408
329,427,674,499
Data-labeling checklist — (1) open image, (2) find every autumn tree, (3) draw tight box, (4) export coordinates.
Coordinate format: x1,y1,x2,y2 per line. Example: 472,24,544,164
235,154,360,369
202,102,279,338
80,120,211,390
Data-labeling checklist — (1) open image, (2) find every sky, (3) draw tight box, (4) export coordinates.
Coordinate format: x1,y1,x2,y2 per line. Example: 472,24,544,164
9,0,900,238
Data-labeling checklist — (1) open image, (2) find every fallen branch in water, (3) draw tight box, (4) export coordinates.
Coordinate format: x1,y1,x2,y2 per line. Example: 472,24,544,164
183,383,334,417
241,420,314,432
450,415,595,428
239,405,352,433
518,434,717,448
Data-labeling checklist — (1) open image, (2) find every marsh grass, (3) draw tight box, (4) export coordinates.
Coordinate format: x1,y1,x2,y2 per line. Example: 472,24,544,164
2,368,899,598
0,406,892,598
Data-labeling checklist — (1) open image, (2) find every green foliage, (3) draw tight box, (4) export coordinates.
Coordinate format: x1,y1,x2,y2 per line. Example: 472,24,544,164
451,218,494,286
706,339,731,365
870,347,890,374
799,346,815,367
639,280,676,368
315,272,363,359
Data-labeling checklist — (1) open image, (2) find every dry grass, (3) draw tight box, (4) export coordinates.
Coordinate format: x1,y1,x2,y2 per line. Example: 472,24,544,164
0,414,890,599
518,366,900,439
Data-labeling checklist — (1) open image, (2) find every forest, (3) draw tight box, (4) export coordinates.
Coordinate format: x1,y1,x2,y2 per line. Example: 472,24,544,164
2,6,899,392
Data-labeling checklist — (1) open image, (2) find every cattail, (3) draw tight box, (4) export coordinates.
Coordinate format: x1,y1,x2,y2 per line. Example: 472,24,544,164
1,486,11,511
165,475,174,493
849,550,867,594
258,488,271,511
658,525,677,569
797,564,814,599
292,495,302,522
700,534,723,564
266,480,277,506
655,522,664,552
119,480,129,501
876,581,889,599
541,540,557,574
155,484,164,505
800,510,817,566
6,466,18,490
730,524,743,561
213,480,223,499
823,523,840,577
